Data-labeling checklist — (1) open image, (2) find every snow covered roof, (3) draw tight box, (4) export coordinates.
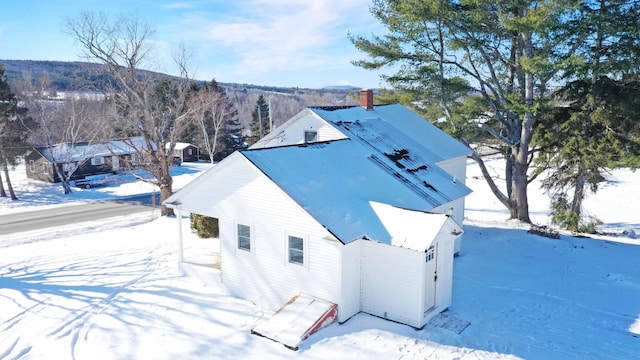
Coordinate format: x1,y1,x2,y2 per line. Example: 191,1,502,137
37,136,151,163
370,201,460,251
242,138,470,246
309,104,472,162
168,142,197,150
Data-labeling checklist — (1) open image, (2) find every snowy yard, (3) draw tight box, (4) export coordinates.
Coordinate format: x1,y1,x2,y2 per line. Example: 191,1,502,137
1,159,639,359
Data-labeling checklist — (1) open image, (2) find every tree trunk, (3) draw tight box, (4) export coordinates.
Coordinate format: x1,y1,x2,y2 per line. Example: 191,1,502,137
470,151,510,209
159,157,175,216
571,163,587,217
0,167,6,198
506,30,534,223
0,142,17,200
53,164,73,195
3,166,17,200
505,147,513,204
509,144,531,222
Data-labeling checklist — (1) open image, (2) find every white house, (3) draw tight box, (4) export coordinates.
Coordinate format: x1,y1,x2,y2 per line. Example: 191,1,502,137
164,96,472,330
251,89,472,254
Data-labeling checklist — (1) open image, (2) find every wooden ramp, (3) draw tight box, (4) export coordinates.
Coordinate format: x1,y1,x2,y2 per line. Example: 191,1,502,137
251,294,337,350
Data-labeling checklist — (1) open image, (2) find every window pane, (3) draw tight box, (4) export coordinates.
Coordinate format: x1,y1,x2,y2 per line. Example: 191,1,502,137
426,246,435,262
289,236,304,264
238,224,251,251
91,157,104,166
304,131,317,143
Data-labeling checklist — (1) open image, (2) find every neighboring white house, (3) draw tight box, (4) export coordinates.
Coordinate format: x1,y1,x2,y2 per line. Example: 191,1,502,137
251,90,472,254
164,94,472,329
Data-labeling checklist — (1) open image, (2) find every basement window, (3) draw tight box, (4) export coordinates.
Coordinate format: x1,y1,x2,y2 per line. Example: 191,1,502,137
288,236,304,265
237,224,251,251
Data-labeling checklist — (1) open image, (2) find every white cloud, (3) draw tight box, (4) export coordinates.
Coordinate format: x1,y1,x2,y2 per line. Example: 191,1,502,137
162,2,200,9
181,0,376,76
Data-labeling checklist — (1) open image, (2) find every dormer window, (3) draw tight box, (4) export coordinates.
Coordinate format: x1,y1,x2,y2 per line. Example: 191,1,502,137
304,131,317,143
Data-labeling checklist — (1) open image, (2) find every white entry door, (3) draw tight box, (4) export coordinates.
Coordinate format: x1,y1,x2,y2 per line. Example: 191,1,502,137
424,244,437,311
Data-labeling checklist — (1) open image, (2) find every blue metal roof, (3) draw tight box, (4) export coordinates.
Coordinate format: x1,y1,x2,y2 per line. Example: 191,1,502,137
309,104,472,162
241,138,470,245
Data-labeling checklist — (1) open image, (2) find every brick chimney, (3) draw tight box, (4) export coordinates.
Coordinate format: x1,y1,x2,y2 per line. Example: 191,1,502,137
360,89,374,110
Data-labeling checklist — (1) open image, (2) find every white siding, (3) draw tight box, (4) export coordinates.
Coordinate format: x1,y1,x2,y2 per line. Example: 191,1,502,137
360,240,423,328
180,154,344,316
435,155,468,254
338,240,361,323
251,111,347,149
434,230,456,311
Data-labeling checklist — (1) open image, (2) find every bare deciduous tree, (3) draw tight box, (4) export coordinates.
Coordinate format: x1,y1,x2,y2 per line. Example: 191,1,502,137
18,76,108,194
189,81,239,163
65,12,194,215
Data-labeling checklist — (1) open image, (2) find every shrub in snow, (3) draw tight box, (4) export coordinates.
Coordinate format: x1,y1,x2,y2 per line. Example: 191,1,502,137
190,213,219,238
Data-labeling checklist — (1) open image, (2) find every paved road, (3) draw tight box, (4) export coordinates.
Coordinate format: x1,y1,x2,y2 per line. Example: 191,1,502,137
0,195,161,236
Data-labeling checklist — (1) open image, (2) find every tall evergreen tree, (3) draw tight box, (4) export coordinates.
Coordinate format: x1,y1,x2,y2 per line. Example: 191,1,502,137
533,0,640,231
350,0,581,222
535,76,640,231
0,64,31,200
248,95,270,145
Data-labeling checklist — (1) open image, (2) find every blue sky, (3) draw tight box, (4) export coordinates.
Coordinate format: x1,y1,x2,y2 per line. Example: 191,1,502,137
0,0,387,89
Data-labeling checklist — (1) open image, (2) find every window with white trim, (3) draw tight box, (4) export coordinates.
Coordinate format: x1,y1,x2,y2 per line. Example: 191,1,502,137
237,224,251,251
91,157,105,166
304,131,317,143
188,148,193,155
43,163,49,174
426,245,435,262
288,236,304,265
29,160,35,172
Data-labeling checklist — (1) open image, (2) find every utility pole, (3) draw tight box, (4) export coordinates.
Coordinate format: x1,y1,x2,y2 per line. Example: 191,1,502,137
268,96,273,132
258,104,263,137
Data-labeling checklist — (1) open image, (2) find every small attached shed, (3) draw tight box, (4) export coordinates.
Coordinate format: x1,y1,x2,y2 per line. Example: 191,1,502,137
165,137,469,329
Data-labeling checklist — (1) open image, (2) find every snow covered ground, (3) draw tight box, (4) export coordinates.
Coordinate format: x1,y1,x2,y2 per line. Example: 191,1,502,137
1,159,639,359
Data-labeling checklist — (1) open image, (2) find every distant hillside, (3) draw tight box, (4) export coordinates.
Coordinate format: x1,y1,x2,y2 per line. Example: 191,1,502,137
2,60,120,91
323,85,361,91
0,59,365,128
1,59,361,95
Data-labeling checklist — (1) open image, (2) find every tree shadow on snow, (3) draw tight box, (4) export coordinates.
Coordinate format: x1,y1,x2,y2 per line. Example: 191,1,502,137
0,245,263,359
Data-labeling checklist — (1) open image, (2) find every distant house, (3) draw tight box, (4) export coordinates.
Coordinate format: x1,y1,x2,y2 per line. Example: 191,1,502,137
164,90,472,330
168,142,199,163
25,137,150,183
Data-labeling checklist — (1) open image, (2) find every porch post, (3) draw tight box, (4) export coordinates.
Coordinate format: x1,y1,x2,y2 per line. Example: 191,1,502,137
176,205,184,263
